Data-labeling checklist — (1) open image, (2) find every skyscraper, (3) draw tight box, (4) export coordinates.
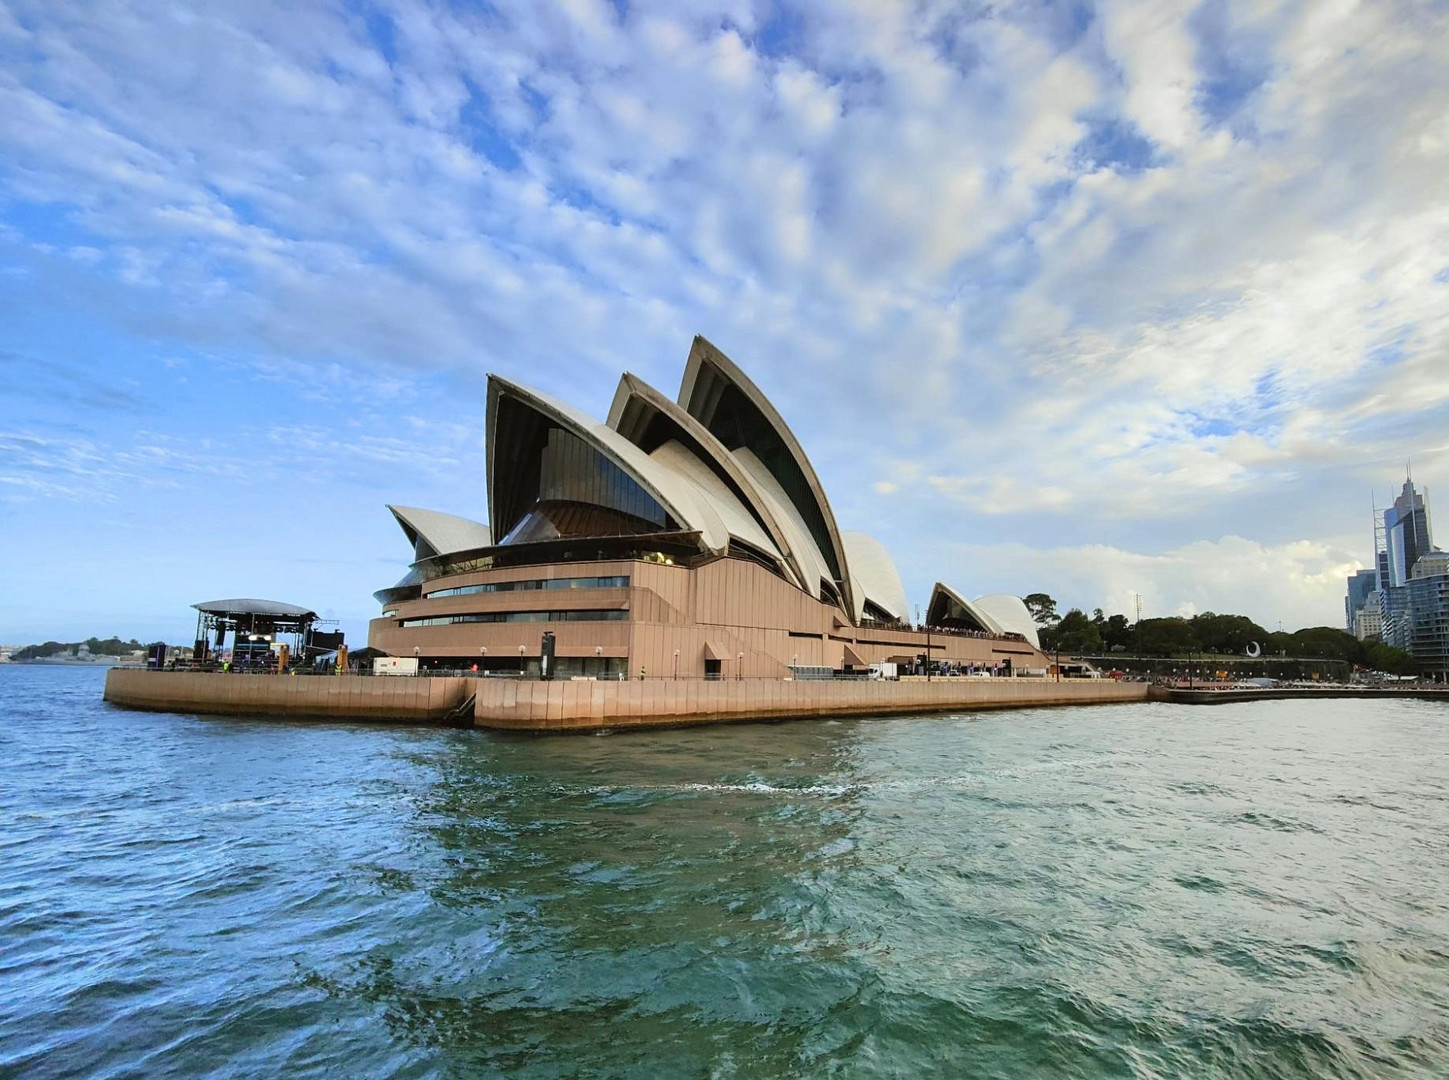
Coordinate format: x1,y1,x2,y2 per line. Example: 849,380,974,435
1362,474,1448,682
1345,568,1377,635
1382,477,1431,588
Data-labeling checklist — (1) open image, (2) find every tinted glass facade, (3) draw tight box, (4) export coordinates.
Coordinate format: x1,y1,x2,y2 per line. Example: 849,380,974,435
429,575,629,598
400,610,629,627
492,393,674,546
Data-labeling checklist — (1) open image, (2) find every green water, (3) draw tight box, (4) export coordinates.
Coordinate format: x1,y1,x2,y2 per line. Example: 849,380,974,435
2,665,1447,1078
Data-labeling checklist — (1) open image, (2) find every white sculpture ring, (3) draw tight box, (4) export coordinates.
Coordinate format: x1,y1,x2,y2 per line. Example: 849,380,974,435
1244,641,1262,658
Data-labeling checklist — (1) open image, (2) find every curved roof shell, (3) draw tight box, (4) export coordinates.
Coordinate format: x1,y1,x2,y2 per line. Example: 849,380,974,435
486,375,731,553
926,583,1003,635
193,598,317,618
677,336,854,615
608,373,809,591
387,505,491,560
971,594,1042,648
843,531,909,622
731,447,836,601
373,566,423,607
647,439,785,562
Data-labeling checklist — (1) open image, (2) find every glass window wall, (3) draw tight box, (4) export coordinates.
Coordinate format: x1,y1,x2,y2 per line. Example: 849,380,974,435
429,575,628,599
400,609,629,627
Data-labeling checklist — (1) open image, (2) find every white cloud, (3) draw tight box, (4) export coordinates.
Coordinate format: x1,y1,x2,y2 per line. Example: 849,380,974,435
1,0,1447,632
935,534,1364,631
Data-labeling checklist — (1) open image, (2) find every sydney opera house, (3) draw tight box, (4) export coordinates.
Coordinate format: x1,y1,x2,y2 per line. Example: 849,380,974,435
368,337,1050,679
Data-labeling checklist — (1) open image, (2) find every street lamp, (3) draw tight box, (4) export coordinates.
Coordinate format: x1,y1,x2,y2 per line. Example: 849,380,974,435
737,652,743,681
595,644,603,676
673,648,680,680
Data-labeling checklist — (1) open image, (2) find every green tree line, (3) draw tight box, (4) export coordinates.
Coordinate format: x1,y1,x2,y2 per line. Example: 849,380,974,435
1022,595,1415,674
12,637,152,661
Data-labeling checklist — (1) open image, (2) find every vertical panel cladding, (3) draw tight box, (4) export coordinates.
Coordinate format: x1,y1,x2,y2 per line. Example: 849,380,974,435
106,670,1148,730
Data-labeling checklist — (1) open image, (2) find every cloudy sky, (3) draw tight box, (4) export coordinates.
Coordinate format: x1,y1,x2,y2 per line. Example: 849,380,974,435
2,0,1447,646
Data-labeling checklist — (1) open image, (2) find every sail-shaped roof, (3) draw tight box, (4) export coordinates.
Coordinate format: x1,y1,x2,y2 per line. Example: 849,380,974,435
608,372,809,590
677,336,854,615
387,505,491,560
486,375,730,553
972,594,1041,648
927,583,1004,635
843,531,909,623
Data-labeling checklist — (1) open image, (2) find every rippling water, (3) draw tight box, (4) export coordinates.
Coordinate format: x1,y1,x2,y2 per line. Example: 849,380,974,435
3,665,1448,1079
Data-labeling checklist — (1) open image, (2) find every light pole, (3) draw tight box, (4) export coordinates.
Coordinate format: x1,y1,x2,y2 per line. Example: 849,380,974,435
595,644,603,677
518,644,526,675
737,652,743,681
673,648,680,680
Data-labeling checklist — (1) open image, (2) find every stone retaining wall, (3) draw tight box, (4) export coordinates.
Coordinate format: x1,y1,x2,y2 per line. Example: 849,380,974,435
104,668,472,722
104,669,1151,731
472,676,1151,732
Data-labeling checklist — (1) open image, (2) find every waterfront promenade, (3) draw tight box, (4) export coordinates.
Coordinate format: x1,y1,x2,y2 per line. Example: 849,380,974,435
1163,685,1449,705
104,668,1148,732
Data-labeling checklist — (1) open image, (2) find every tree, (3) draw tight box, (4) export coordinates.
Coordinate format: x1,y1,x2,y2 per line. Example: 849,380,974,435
1023,593,1060,627
1041,609,1103,654
1101,614,1132,650
1135,617,1199,657
1285,627,1362,663
1364,642,1416,675
1189,612,1268,655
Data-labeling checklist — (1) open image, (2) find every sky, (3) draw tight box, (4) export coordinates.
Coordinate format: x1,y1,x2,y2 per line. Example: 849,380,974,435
2,0,1448,647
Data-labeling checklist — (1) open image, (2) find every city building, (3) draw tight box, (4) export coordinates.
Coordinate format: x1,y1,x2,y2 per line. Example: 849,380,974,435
1354,594,1383,641
1352,474,1449,682
368,336,1051,678
1345,568,1377,636
1403,551,1449,680
1383,479,1432,588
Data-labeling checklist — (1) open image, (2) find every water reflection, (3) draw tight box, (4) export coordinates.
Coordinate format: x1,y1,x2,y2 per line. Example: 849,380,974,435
13,669,1442,1080
320,721,880,1076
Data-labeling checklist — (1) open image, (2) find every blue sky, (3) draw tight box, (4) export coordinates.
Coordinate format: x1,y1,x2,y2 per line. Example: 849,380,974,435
2,0,1448,646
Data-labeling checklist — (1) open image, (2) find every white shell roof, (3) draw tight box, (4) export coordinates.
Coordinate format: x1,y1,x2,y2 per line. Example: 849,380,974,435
733,447,834,601
608,372,813,593
972,594,1042,648
648,440,783,560
387,505,491,557
678,337,854,615
842,531,909,622
488,376,732,554
929,583,1004,635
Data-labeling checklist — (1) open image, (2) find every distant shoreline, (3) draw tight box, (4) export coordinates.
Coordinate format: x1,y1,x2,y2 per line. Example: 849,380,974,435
4,657,134,667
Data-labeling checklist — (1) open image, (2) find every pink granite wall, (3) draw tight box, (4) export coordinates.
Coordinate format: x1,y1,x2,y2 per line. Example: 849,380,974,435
472,676,1151,732
104,669,471,721
105,669,1150,731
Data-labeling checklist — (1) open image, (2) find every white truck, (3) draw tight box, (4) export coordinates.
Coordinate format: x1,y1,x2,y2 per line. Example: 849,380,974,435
373,656,419,676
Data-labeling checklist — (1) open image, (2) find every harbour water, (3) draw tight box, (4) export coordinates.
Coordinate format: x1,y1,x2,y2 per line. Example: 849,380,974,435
3,664,1447,1079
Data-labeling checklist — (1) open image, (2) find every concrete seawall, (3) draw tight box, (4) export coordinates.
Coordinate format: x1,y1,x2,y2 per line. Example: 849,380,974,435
471,676,1152,732
104,668,474,722
106,668,1151,731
